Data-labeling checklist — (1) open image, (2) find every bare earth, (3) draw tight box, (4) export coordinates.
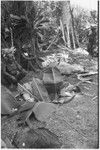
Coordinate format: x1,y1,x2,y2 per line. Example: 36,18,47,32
46,75,98,148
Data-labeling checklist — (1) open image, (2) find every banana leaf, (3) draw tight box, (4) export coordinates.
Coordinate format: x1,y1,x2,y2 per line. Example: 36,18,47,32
1,85,20,115
31,77,51,102
19,78,50,103
18,101,36,113
43,67,63,96
33,102,56,122
17,101,56,125
17,101,36,125
12,128,61,148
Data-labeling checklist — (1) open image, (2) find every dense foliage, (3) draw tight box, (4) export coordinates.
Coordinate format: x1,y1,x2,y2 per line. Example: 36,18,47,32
1,1,98,149
1,1,98,87
73,6,98,56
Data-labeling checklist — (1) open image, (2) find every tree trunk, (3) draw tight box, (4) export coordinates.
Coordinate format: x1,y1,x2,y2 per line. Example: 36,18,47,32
60,1,79,49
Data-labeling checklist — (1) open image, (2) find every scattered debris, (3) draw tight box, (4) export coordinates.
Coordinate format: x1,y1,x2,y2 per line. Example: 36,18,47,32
52,95,76,104
77,71,98,82
57,62,84,75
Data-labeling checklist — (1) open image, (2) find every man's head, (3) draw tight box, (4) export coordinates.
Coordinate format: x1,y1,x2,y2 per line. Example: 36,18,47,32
2,47,16,63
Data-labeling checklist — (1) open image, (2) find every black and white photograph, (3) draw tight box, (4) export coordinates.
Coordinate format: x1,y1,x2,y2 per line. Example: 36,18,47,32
1,0,99,148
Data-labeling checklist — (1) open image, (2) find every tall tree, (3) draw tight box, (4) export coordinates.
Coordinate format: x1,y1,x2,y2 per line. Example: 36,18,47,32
1,1,50,71
60,1,79,49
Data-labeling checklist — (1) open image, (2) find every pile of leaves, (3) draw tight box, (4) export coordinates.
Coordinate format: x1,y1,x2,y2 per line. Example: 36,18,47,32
1,65,84,123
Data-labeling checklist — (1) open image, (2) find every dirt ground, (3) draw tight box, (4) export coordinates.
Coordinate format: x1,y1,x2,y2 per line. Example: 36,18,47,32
45,74,98,148
1,58,98,148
